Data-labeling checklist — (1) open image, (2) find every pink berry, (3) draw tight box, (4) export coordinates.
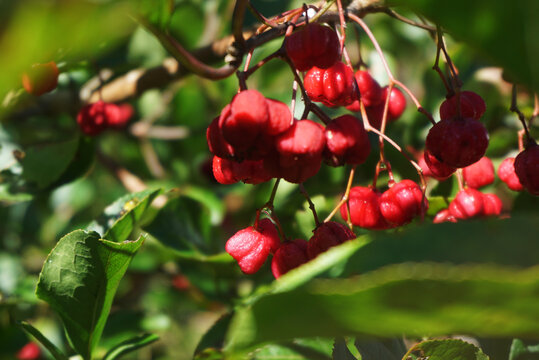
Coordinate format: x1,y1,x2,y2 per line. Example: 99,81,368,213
285,23,341,71
225,218,280,274
304,62,358,107
307,221,356,259
449,188,485,219
17,342,41,360
379,179,427,226
514,143,539,196
107,103,134,129
440,91,486,120
462,156,495,188
426,116,489,168
433,209,457,224
340,186,390,230
422,150,456,180
497,157,523,191
324,115,371,166
482,193,503,216
271,239,309,278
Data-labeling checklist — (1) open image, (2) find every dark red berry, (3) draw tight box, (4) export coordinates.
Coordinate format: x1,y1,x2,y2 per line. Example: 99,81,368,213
225,218,280,274
346,70,383,111
379,179,427,226
514,143,539,196
271,239,309,278
76,101,111,136
497,157,523,191
304,62,357,107
307,221,355,259
324,115,371,166
482,193,503,216
422,150,456,180
440,91,486,120
212,156,271,185
340,186,390,230
22,62,59,96
449,188,484,219
172,274,191,291
266,98,293,135
285,23,341,71
425,116,489,168
381,86,406,120
433,209,457,224
462,156,495,189
206,113,235,159
212,156,238,185
17,342,41,360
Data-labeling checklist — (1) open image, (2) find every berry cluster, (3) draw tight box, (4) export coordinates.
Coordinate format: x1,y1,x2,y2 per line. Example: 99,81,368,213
498,142,538,196
77,100,133,136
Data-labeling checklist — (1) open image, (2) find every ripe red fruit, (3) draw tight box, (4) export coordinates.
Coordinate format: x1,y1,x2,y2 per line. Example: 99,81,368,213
22,61,59,96
340,186,390,230
497,157,523,191
107,103,133,129
285,23,341,71
307,221,356,259
449,188,485,219
324,115,371,166
482,193,503,216
271,239,309,278
77,100,112,136
207,112,235,159
381,86,406,120
225,218,280,274
514,143,539,195
462,156,495,189
17,342,41,360
379,180,427,226
304,62,357,107
422,150,456,180
433,209,457,224
346,70,383,111
440,91,486,120
266,98,293,135
425,116,489,168
212,156,271,185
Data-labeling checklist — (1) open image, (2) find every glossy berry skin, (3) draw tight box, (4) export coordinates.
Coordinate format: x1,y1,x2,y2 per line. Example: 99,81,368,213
212,156,238,184
426,116,489,168
440,91,486,120
340,186,390,230
225,218,280,274
449,188,485,219
514,143,539,196
346,70,383,111
271,239,309,279
497,157,523,191
324,115,371,166
17,342,41,360
307,221,355,259
433,209,457,224
422,150,456,180
462,156,495,189
381,86,406,120
379,180,427,226
77,101,112,136
266,98,293,135
304,62,357,107
22,61,59,96
482,193,503,216
285,23,341,71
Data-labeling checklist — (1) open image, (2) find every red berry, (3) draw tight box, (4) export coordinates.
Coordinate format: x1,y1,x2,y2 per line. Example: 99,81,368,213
107,103,133,129
324,115,371,166
225,218,280,274
497,157,523,191
440,91,486,120
433,209,457,224
285,23,341,71
207,108,235,159
379,180,427,226
266,98,293,135
17,342,41,360
304,62,357,107
449,188,485,219
462,156,495,189
307,221,355,259
263,154,322,184
340,186,390,230
514,143,539,195
425,116,489,168
346,70,383,111
422,150,456,180
271,239,309,278
76,100,111,136
482,193,503,216
381,86,406,120
212,156,271,185
212,156,238,185
22,61,59,96
172,274,191,291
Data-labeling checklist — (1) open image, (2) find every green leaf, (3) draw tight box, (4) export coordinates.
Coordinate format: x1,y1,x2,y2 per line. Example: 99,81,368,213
21,137,79,189
509,339,539,360
102,333,159,360
333,338,357,360
223,263,539,355
406,339,489,360
18,321,69,360
36,230,145,359
87,188,162,242
354,338,405,360
389,0,539,92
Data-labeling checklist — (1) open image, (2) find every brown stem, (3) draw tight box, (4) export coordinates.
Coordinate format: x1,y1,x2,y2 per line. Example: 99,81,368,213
325,166,356,223
383,8,436,33
510,84,532,143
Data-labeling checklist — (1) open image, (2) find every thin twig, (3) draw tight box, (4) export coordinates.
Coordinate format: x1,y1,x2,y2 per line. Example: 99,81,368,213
299,184,320,226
